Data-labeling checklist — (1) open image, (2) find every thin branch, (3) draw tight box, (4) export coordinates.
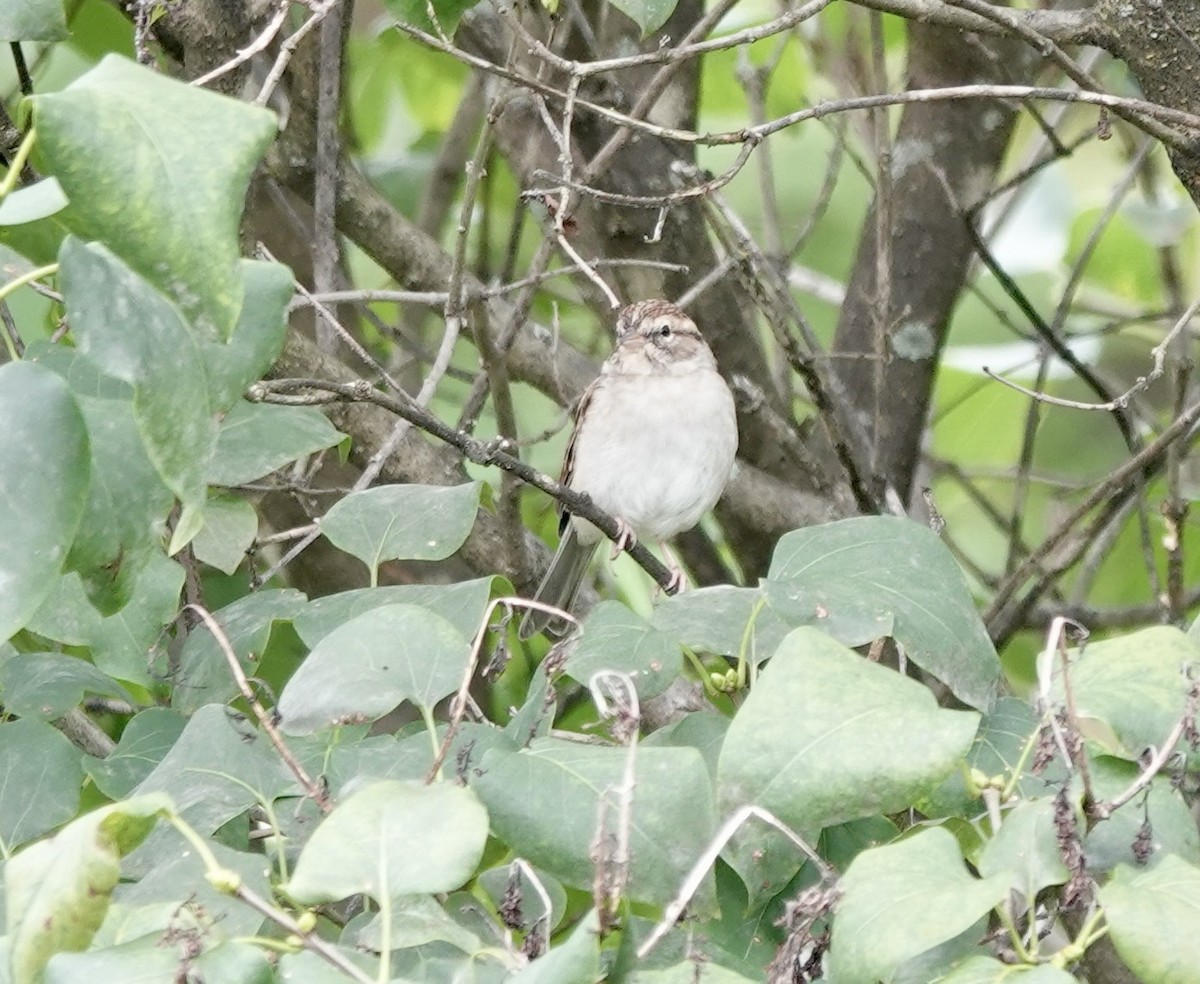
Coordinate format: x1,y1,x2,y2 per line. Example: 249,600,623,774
256,0,343,107
981,293,1200,412
587,670,639,932
636,805,832,959
843,0,1104,47
398,26,1200,153
250,377,679,591
191,0,290,88
1093,675,1200,819
424,596,553,782
986,398,1200,637
186,604,333,814
312,0,344,351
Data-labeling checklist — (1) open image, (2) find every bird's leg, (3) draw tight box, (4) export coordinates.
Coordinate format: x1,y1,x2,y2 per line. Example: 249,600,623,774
610,517,637,560
659,542,687,595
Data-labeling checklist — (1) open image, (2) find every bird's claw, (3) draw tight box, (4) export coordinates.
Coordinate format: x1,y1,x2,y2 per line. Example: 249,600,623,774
664,567,686,595
610,518,637,560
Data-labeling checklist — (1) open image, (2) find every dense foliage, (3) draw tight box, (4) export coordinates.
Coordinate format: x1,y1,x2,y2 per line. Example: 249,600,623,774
2,1,1200,983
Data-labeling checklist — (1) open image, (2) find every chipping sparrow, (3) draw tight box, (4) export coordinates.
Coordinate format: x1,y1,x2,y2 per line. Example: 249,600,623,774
519,299,739,639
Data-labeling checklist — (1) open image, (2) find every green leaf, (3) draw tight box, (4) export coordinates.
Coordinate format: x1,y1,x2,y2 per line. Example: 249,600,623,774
977,798,1070,899
827,827,1009,984
0,178,67,225
173,589,306,714
0,361,89,643
277,950,378,984
32,55,277,338
923,696,1061,818
82,708,187,801
319,732,435,791
130,705,289,844
504,657,558,749
355,894,484,954
384,0,483,38
44,939,181,984
192,493,259,575
508,909,601,984
477,863,567,933
1085,756,1200,872
716,628,978,901
292,578,494,645
207,400,345,487
27,554,185,687
935,956,1078,983
0,652,131,720
605,0,679,35
642,710,728,780
0,0,67,40
116,837,275,939
191,942,275,984
819,815,900,871
5,794,169,984
0,719,82,851
764,516,1001,710
632,963,758,984
51,350,174,610
202,260,294,409
286,780,489,903
1099,855,1200,984
1053,626,1200,767
60,238,214,524
474,739,717,910
652,586,789,663
566,601,681,700
319,483,481,577
278,603,470,734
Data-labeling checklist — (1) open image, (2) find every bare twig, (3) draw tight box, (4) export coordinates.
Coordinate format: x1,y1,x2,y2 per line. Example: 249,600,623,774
983,294,1200,412
1093,673,1200,819
588,671,640,932
186,604,332,814
637,805,832,959
256,0,343,107
251,377,681,591
191,0,290,88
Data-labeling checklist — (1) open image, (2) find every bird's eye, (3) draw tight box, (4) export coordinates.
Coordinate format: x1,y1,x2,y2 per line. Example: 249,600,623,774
655,322,672,338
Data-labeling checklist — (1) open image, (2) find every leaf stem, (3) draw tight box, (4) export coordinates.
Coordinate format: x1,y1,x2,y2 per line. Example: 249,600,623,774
1001,719,1042,802
167,809,375,983
0,128,36,200
0,262,58,311
736,595,768,689
681,644,720,698
995,904,1034,964
419,702,443,777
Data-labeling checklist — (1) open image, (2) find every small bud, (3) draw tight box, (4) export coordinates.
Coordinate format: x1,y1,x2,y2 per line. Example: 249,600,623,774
205,868,242,894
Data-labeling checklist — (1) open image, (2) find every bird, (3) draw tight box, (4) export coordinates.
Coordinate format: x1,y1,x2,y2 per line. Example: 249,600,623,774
519,298,739,639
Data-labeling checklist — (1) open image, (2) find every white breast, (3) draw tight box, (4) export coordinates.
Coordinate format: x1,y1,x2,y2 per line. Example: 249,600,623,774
568,368,737,542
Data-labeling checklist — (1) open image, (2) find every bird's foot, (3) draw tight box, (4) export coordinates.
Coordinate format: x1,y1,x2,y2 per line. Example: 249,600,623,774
609,517,637,560
660,542,687,595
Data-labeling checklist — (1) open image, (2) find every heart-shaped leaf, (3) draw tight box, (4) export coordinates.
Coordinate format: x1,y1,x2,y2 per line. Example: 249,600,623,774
0,361,89,642
828,827,1009,984
764,516,1000,710
278,603,471,734
286,780,488,903
319,483,480,580
717,628,978,902
474,739,717,910
1099,855,1200,984
32,55,276,337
